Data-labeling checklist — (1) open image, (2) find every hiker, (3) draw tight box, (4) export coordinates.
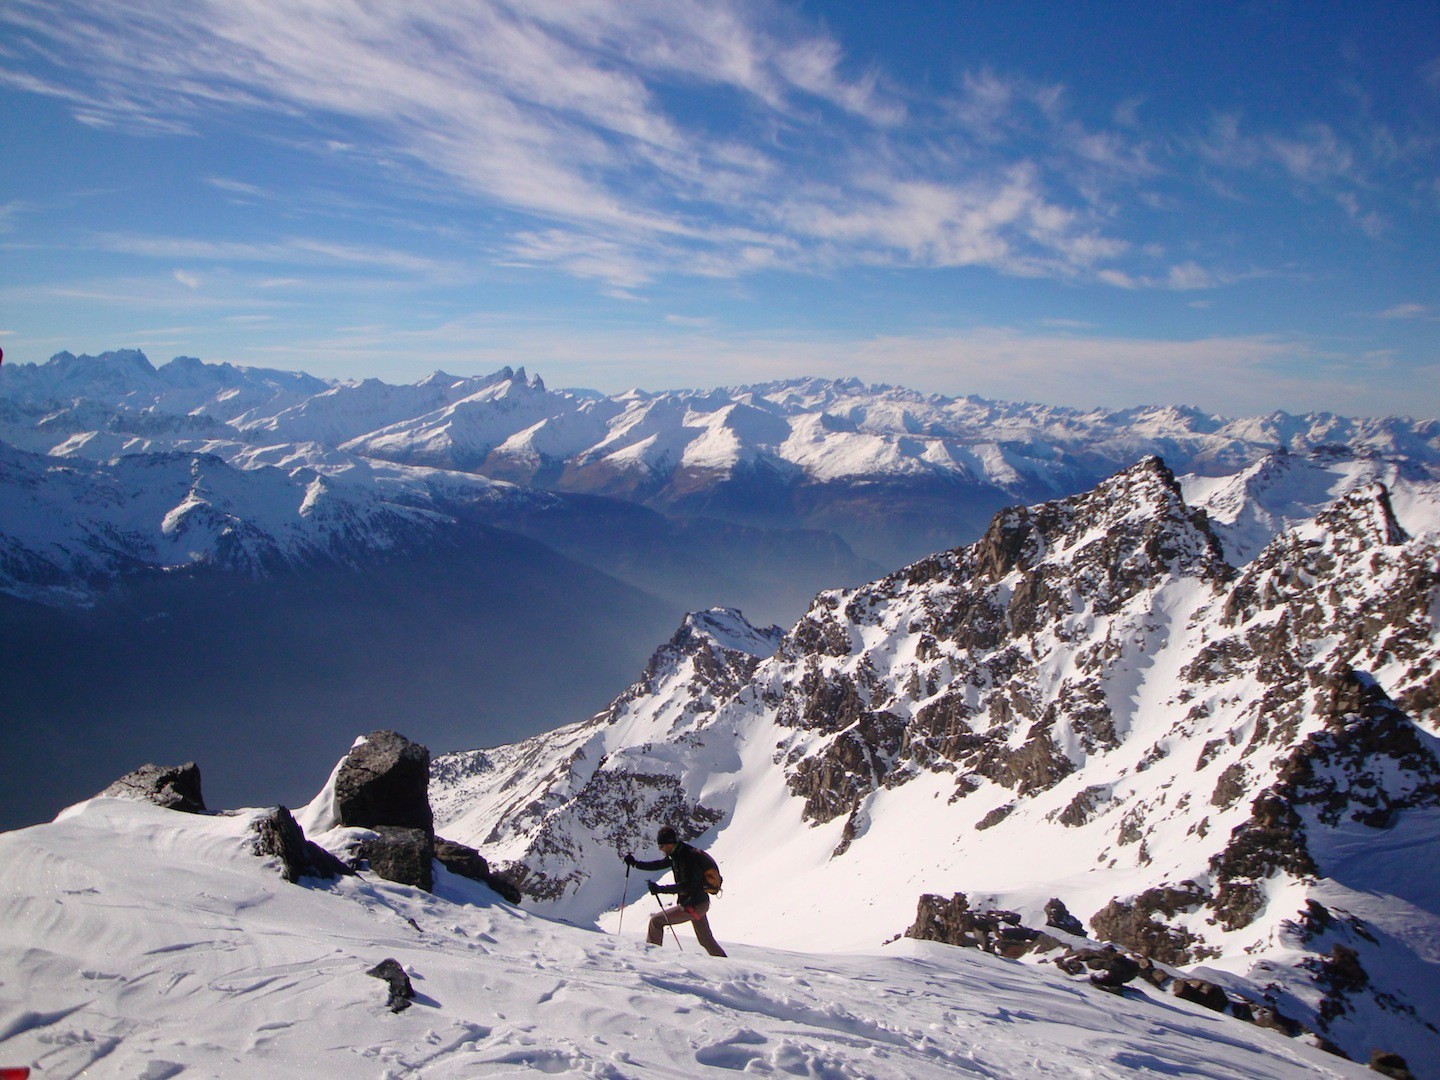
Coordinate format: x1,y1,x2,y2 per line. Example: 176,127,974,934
625,826,727,957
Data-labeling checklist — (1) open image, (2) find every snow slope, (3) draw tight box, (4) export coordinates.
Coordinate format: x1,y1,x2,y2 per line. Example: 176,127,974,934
0,797,1373,1079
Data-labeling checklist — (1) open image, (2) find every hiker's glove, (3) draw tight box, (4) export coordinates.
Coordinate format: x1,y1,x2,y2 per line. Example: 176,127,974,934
647,880,660,896
624,853,637,867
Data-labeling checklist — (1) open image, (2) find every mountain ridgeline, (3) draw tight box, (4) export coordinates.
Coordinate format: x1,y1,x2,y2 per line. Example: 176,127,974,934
6,348,1440,578
431,456,1440,1072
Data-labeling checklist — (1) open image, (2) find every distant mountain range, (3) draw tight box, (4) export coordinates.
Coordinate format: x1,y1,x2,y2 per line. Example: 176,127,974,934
6,349,1440,574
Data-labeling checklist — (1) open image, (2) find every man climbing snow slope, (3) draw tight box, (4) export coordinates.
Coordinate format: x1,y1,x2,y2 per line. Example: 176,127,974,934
626,825,727,957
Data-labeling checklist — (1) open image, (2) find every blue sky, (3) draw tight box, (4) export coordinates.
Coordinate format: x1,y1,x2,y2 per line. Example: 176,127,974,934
1,0,1437,416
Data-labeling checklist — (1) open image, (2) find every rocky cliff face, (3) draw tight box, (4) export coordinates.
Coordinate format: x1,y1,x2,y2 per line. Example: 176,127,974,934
433,455,1440,1070
766,457,1234,842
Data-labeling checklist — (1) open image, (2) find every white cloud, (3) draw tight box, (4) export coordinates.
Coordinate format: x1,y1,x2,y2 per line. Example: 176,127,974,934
10,0,1417,302
1165,262,1215,290
0,0,1171,292
1377,302,1431,320
94,233,453,276
1265,123,1355,185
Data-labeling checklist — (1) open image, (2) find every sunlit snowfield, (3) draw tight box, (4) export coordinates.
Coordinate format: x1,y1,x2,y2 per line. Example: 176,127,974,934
0,798,1370,1079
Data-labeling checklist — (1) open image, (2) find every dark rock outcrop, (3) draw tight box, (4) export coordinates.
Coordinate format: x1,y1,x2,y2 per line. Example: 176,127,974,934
1089,883,1212,966
903,893,1056,959
1044,897,1085,936
356,826,434,892
335,730,434,833
99,762,206,814
366,958,415,1013
1171,977,1229,1012
1251,1005,1302,1037
250,806,355,883
435,837,523,903
1368,1051,1416,1080
1053,945,1142,993
1087,952,1141,993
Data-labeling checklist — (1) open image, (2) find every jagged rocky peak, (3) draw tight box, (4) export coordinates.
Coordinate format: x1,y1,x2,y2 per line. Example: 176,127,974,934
1310,481,1410,552
765,458,1242,839
661,607,782,673
1215,477,1439,732
1015,454,1230,580
612,607,783,720
900,454,1231,595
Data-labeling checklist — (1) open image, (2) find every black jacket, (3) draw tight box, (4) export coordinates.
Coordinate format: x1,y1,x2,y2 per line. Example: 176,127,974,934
633,842,711,907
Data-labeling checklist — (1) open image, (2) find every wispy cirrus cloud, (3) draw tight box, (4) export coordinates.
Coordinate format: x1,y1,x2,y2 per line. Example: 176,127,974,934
0,0,1162,292
5,0,1416,299
92,233,455,277
1376,302,1433,320
1193,111,1425,238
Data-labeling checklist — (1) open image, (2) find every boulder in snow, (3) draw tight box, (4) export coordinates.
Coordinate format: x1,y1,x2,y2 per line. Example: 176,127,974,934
365,958,415,1013
1044,897,1084,936
335,730,434,834
99,762,206,814
1171,977,1229,1012
249,806,355,883
435,837,522,903
356,826,434,892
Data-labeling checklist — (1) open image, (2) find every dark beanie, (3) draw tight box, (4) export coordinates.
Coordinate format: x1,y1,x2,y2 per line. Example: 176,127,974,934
657,825,678,845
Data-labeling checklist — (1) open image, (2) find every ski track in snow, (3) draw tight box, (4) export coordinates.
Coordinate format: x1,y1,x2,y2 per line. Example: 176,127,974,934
0,799,1373,1079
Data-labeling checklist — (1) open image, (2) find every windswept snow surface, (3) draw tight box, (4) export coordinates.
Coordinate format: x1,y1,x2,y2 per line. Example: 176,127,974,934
0,799,1371,1079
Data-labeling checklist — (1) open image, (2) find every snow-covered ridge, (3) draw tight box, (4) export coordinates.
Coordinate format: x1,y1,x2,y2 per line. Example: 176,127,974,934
429,607,785,910
0,796,1368,1078
431,456,1440,1071
0,440,508,603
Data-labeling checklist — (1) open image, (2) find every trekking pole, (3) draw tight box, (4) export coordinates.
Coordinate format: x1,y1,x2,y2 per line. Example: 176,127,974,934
618,863,631,934
653,888,684,951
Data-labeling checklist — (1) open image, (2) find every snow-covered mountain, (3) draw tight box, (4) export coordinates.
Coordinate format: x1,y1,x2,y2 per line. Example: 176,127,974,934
0,795,1373,1078
6,349,1440,570
1183,445,1440,566
0,440,472,605
430,457,1440,1072
0,352,883,622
